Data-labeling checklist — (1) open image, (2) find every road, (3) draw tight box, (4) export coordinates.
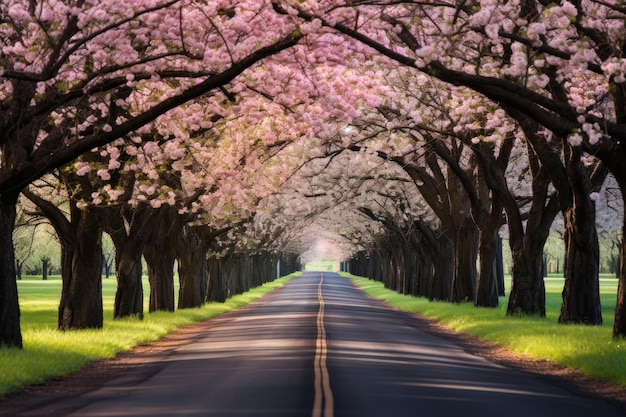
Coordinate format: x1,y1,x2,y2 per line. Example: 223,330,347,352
11,272,626,416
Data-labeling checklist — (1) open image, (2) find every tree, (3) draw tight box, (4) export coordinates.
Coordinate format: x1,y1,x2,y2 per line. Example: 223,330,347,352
23,176,105,330
102,233,114,279
273,0,626,335
0,0,306,347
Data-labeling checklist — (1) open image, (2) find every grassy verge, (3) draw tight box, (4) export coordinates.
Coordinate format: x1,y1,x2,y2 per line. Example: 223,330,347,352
345,273,626,387
1,273,300,397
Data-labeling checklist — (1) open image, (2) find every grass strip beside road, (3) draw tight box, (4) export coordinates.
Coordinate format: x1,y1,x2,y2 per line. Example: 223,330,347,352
345,273,626,388
0,273,300,397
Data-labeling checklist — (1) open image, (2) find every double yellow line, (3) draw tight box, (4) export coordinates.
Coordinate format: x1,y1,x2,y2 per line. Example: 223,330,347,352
312,273,334,417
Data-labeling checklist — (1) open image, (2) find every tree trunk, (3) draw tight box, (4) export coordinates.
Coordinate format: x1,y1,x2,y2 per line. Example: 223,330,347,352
495,237,505,296
0,197,22,348
505,174,559,317
475,231,500,308
473,128,560,317
42,258,49,281
430,231,454,302
177,226,210,309
451,221,478,303
16,261,22,281
474,159,504,308
144,242,176,312
558,146,603,325
142,206,183,313
103,205,157,319
559,207,602,324
614,212,626,337
22,186,104,330
58,207,104,330
206,256,228,302
413,223,453,302
102,252,112,279
474,206,502,308
507,238,547,316
113,243,144,319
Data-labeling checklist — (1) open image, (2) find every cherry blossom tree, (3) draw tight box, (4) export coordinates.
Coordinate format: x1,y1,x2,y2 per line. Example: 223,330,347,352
0,0,309,348
272,0,626,336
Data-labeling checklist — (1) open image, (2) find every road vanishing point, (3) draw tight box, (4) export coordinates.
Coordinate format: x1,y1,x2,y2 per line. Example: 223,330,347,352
6,272,626,417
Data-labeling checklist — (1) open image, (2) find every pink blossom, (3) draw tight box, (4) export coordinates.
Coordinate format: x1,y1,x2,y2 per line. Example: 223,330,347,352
97,169,111,181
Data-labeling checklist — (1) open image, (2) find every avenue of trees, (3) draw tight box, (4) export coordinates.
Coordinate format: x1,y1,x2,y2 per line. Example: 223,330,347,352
1,0,625,348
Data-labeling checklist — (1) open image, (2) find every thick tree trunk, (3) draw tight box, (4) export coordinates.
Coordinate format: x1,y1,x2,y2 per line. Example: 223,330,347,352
558,147,603,325
142,206,183,313
144,242,176,312
178,252,207,309
507,238,547,316
451,221,478,303
475,232,499,308
238,254,251,294
429,232,454,302
177,226,210,309
505,183,557,317
473,151,504,308
58,208,104,330
0,197,22,348
206,256,228,302
103,205,155,319
113,243,144,319
612,178,626,337
475,202,503,307
22,187,104,330
476,129,560,317
559,207,602,325
614,218,626,337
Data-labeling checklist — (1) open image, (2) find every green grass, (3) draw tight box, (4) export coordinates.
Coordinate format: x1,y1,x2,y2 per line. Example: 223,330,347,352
0,273,300,397
345,273,626,387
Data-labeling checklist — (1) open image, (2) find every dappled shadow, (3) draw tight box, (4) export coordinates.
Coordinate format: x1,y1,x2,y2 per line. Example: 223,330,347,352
5,273,625,417
320,274,625,417
30,274,321,417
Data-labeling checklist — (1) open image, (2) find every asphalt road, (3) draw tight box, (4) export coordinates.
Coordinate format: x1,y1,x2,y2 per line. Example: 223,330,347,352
12,272,626,416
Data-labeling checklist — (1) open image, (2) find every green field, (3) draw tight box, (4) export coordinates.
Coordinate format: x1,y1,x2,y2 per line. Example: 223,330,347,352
1,273,299,396
345,273,626,388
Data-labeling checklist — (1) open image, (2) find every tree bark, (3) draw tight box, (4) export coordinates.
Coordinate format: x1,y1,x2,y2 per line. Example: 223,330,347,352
507,236,548,316
57,206,104,330
614,211,626,337
102,205,153,319
113,245,144,319
23,186,104,330
0,197,22,347
474,186,502,306
41,257,49,281
559,213,602,324
144,242,176,312
142,206,183,313
558,145,604,325
475,229,500,308
451,220,478,303
430,232,454,302
206,256,228,303
177,225,212,309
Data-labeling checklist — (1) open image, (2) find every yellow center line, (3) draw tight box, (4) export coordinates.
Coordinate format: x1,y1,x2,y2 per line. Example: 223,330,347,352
312,273,334,417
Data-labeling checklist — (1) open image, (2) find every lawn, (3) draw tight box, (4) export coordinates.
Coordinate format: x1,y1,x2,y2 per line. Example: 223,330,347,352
345,273,626,388
0,273,299,396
